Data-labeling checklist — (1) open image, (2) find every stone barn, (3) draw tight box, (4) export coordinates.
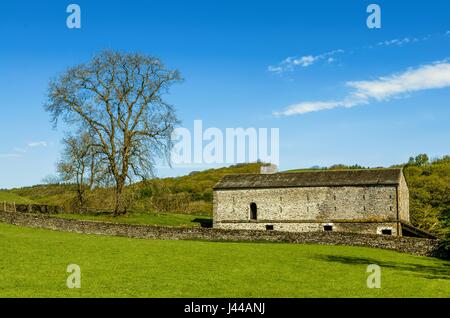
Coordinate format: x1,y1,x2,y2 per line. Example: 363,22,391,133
213,168,426,237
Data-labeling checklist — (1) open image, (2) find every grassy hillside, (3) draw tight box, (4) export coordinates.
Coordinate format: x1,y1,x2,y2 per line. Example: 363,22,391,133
9,184,76,207
0,191,35,204
403,156,450,239
0,223,448,297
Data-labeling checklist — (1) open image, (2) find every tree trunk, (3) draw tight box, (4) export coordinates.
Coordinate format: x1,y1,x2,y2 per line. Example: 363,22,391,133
113,181,125,216
77,189,84,211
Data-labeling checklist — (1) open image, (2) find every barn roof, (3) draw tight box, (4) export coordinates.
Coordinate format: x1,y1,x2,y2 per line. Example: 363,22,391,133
213,168,403,189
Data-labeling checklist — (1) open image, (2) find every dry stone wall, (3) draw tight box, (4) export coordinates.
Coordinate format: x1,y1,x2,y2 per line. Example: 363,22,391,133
0,211,443,258
2,203,62,214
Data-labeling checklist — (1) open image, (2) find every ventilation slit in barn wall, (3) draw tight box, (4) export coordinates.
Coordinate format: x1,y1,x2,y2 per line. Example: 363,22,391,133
250,202,257,220
266,225,274,231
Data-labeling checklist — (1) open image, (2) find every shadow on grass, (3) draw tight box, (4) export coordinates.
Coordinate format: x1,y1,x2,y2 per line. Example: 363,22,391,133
192,218,213,228
313,255,450,280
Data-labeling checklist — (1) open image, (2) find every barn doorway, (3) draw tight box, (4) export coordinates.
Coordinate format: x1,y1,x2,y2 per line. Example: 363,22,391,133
250,202,257,220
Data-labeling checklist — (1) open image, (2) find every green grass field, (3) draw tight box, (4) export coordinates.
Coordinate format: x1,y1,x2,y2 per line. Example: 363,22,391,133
0,223,449,297
51,213,212,228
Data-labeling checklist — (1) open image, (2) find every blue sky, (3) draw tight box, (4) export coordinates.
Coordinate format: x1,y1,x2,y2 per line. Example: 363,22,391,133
1,0,450,188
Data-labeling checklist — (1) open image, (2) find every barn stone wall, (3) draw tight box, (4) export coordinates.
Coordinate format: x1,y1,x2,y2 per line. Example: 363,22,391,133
214,221,400,236
214,186,399,222
213,185,410,236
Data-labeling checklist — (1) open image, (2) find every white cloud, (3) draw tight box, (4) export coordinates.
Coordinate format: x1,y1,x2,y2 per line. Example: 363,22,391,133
274,61,450,116
0,141,50,159
13,147,27,153
273,97,365,116
267,66,283,73
347,61,450,101
291,55,317,67
377,37,419,47
269,30,450,75
274,101,349,116
268,35,424,74
268,49,344,73
27,141,48,147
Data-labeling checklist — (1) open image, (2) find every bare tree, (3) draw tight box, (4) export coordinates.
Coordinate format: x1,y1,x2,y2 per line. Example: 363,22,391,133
57,131,104,210
46,51,181,215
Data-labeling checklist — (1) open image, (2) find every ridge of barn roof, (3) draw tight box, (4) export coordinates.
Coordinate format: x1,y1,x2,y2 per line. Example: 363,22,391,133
213,168,403,189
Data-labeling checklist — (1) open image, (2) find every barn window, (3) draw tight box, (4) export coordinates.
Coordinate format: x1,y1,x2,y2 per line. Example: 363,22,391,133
250,202,257,220
324,225,333,231
266,225,274,231
381,229,392,235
